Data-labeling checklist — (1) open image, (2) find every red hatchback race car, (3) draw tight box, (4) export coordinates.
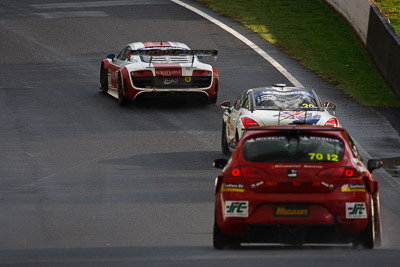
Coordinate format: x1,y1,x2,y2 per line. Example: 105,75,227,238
213,125,383,249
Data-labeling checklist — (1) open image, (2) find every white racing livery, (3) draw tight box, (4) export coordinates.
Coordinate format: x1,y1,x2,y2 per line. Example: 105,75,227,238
220,84,339,154
100,41,219,105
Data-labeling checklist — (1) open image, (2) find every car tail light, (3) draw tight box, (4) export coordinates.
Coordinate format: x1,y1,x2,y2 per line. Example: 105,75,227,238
241,167,266,178
131,70,153,76
241,117,259,129
229,166,266,178
193,70,211,76
318,167,359,178
324,117,338,127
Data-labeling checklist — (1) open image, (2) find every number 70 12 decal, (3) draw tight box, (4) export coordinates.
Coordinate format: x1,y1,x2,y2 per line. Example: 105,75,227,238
308,153,339,161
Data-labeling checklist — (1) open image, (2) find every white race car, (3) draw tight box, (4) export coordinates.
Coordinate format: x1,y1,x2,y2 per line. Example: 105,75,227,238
220,84,339,154
100,41,219,105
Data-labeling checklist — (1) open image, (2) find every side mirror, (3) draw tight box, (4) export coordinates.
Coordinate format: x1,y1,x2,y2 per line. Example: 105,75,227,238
213,158,228,169
367,159,383,173
219,100,231,110
107,54,115,60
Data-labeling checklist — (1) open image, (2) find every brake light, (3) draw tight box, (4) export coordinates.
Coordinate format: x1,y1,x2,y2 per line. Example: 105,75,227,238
231,168,241,177
193,70,211,76
229,167,266,178
324,117,338,127
241,117,259,129
318,167,359,178
241,167,266,178
318,167,344,179
131,70,153,76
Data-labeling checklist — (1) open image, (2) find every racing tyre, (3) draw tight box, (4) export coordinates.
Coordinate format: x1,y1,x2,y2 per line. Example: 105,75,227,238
213,213,240,249
117,74,128,106
100,65,108,94
353,198,375,249
373,192,382,247
221,121,230,155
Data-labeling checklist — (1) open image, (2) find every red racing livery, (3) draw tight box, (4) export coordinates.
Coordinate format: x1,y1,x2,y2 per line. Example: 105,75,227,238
213,125,383,249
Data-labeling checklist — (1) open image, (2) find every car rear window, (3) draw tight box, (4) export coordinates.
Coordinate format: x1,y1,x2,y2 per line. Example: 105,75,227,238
242,135,344,162
254,90,318,108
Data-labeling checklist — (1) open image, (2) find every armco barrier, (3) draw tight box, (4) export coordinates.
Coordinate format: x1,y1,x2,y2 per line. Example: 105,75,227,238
367,5,400,99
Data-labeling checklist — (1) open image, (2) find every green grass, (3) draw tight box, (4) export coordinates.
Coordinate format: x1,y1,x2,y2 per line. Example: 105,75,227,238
375,0,400,34
196,0,400,107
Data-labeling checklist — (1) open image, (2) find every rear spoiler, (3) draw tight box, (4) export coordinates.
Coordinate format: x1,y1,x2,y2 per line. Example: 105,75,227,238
130,49,218,57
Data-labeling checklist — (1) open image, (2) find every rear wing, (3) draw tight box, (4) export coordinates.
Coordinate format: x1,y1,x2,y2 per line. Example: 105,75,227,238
130,49,218,57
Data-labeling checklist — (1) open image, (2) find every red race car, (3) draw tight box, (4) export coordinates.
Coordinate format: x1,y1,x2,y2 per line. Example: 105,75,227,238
99,41,219,105
213,125,383,249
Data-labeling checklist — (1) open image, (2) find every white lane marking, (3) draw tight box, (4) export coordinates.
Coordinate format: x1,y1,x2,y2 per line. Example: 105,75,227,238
170,0,303,88
31,0,169,9
33,11,108,18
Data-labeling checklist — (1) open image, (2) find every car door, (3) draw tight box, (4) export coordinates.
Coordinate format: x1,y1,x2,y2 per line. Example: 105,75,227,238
109,46,131,89
227,91,248,141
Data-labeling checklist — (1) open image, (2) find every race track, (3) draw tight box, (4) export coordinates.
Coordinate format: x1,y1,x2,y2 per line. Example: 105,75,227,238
1,0,400,266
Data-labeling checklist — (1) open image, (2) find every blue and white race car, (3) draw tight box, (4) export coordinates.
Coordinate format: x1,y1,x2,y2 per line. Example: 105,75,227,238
219,84,339,154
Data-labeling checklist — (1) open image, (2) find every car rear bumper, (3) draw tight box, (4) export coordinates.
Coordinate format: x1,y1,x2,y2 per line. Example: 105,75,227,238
216,190,371,244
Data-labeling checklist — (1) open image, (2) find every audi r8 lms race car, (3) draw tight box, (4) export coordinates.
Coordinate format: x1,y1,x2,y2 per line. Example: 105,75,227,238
99,41,219,105
212,125,383,249
220,84,339,154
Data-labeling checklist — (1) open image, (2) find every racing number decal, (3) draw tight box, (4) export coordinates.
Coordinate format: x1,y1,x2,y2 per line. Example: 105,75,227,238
308,153,339,162
302,103,315,107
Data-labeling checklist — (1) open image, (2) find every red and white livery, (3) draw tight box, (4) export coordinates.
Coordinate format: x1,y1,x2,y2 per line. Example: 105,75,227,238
99,41,219,104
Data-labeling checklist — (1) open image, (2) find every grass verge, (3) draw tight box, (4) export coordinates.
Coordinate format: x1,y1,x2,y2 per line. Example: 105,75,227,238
196,0,400,107
375,0,400,34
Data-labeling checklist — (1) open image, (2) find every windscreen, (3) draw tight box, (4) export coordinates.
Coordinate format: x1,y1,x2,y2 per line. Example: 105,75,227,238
254,90,318,108
139,47,191,63
243,135,344,162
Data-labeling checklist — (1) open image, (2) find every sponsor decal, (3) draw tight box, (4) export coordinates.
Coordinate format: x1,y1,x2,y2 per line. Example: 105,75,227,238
163,78,179,85
341,184,366,192
221,183,245,192
274,164,301,168
346,202,367,219
224,201,248,217
303,165,323,169
274,205,309,217
185,76,191,83
155,68,182,76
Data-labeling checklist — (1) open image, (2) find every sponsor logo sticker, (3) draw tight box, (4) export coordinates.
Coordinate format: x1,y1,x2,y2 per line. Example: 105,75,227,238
274,205,309,217
185,76,191,82
221,183,245,192
346,202,367,219
341,184,366,192
224,201,248,217
155,68,182,76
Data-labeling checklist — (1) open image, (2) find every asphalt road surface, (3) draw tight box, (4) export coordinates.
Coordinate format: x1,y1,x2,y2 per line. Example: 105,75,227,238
1,0,400,266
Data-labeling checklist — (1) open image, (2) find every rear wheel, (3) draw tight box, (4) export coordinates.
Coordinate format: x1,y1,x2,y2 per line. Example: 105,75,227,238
353,198,375,249
221,121,230,155
100,65,108,94
117,74,128,106
213,212,240,249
